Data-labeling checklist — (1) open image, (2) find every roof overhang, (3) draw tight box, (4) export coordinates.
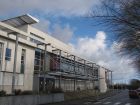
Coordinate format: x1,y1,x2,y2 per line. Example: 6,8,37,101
0,21,29,36
1,14,39,27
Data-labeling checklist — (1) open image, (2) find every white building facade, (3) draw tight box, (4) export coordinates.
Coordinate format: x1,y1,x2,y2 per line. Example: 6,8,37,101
0,14,110,93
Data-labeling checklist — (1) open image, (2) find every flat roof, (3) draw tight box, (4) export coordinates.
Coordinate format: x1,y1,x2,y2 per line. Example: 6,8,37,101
1,14,39,27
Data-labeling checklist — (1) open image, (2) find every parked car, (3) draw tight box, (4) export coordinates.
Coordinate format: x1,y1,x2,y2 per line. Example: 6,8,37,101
136,88,140,95
129,90,139,98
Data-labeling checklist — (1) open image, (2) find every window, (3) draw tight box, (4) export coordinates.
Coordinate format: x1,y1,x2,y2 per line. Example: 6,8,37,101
30,38,42,44
34,49,44,73
5,48,11,61
30,32,44,44
20,49,26,74
30,33,44,40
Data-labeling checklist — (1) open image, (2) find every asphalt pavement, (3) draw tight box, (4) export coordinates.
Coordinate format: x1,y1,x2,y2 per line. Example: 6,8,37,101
47,90,140,105
91,90,140,105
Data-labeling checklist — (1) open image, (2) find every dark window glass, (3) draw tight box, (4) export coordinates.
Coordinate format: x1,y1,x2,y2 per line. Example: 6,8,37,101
5,48,11,61
20,64,24,74
30,38,42,44
34,59,40,65
20,49,26,74
34,49,44,73
34,65,40,70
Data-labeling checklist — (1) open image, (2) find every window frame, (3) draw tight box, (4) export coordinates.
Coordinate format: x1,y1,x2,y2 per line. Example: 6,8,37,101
20,49,26,74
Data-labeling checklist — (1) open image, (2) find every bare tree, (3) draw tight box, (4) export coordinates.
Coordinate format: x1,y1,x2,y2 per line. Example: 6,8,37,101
90,0,140,70
129,79,140,89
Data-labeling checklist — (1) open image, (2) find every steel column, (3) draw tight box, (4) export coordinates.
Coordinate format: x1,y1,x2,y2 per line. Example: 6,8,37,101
43,45,47,91
73,56,76,91
59,50,62,88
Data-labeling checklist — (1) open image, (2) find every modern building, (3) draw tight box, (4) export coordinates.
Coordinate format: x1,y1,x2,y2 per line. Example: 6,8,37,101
0,14,111,94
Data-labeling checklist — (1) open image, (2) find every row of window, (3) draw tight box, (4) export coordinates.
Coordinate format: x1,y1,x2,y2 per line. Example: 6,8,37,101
49,54,98,77
30,38,42,44
0,43,98,77
30,33,44,44
4,47,44,74
0,44,26,74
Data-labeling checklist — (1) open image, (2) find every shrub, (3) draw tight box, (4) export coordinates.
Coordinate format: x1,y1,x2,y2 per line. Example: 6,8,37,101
77,87,80,91
14,89,22,95
21,90,33,95
0,90,6,96
94,86,99,90
50,87,63,93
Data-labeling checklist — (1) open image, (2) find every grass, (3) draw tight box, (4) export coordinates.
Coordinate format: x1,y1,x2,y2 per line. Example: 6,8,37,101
64,89,99,100
64,89,119,101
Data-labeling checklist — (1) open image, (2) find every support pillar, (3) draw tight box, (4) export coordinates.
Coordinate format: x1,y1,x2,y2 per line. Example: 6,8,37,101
73,56,76,91
43,45,47,92
111,71,113,89
11,34,19,94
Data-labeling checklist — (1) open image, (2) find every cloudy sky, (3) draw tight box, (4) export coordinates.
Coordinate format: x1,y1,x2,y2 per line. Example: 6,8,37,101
0,0,138,83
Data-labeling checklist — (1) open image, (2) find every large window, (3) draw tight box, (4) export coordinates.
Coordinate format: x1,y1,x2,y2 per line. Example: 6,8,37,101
61,58,75,73
5,48,11,61
34,49,44,73
20,49,26,74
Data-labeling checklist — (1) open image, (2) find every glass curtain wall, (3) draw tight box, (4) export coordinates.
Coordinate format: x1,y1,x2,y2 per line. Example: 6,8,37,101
34,49,44,73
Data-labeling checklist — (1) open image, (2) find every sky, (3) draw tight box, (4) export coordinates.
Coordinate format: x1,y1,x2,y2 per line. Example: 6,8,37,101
0,0,139,83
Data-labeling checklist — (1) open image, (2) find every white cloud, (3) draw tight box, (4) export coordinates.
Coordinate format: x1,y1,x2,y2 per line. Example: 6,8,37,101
70,32,97,58
72,31,106,57
0,0,100,17
34,21,74,43
33,19,51,34
33,19,74,43
70,31,137,83
0,0,137,83
51,24,74,43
